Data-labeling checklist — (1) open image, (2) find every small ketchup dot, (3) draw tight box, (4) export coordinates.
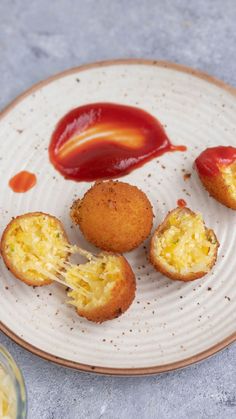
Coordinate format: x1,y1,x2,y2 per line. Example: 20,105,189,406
9,171,37,193
177,199,187,208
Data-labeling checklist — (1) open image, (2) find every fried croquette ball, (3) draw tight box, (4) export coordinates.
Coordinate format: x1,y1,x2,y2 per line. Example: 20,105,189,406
66,253,136,323
1,212,69,286
70,180,153,253
195,146,236,210
150,207,219,281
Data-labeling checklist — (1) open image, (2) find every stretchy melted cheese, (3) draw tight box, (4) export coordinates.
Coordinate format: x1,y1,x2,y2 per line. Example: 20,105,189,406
1,212,136,322
66,254,122,309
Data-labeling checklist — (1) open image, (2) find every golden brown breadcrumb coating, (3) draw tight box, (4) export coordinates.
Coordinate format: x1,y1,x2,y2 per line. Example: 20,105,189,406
197,163,236,210
70,180,153,253
150,207,219,281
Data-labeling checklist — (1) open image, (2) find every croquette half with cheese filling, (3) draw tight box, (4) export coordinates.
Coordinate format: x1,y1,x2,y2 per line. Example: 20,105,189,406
1,212,136,322
150,207,219,281
195,146,236,210
197,161,236,210
66,253,136,323
1,212,69,286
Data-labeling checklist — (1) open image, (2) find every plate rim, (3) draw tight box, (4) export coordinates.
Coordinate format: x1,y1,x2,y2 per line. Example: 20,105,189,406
0,58,235,375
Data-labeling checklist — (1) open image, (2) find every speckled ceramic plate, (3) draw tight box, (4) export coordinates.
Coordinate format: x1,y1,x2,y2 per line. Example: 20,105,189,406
0,60,235,375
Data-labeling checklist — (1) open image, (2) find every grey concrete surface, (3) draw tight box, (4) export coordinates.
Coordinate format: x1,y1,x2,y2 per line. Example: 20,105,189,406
0,0,235,418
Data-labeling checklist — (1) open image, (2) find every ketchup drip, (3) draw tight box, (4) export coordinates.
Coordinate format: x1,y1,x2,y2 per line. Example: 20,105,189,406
9,171,37,193
177,199,187,208
49,103,186,182
195,146,236,177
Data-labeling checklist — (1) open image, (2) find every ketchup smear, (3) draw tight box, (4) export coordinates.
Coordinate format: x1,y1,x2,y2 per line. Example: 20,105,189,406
195,146,236,177
9,171,37,193
177,199,187,208
49,103,186,182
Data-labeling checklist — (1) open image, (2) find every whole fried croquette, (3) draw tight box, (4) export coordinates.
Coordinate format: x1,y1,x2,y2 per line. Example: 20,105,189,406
70,180,153,253
150,207,219,281
66,253,136,323
1,212,69,286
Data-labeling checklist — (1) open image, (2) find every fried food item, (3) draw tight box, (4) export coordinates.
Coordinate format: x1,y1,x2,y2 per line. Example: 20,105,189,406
1,212,136,322
195,146,236,210
150,207,219,281
1,212,69,286
66,253,136,323
70,180,153,253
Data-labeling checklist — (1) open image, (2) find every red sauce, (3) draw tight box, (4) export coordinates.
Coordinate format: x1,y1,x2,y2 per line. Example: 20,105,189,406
195,146,236,177
177,199,187,208
49,103,186,182
9,171,37,193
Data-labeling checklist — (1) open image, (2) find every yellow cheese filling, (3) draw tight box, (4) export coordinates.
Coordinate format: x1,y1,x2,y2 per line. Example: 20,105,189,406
4,215,68,282
154,210,217,274
3,213,124,308
66,255,122,309
221,162,236,199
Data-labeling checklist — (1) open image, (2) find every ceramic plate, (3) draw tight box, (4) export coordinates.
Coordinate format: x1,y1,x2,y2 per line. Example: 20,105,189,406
0,60,235,375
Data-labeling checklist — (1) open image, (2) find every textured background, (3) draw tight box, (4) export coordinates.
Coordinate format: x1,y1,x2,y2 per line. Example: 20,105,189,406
0,0,235,418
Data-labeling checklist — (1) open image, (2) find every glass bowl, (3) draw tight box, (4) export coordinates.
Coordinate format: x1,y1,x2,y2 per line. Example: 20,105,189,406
0,344,27,418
